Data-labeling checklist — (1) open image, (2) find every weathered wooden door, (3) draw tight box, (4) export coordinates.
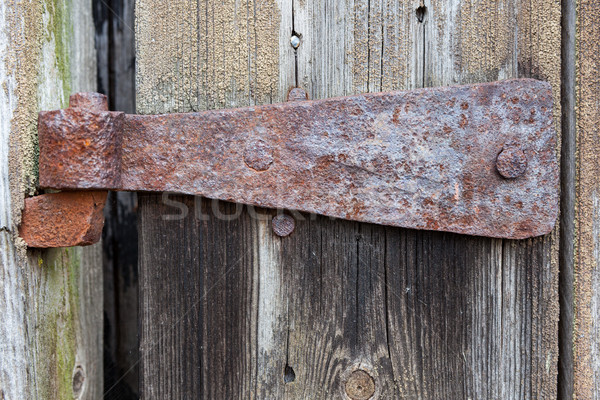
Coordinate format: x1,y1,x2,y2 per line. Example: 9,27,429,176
135,0,560,398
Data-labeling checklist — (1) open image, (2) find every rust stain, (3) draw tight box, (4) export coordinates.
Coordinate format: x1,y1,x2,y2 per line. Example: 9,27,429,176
38,79,559,239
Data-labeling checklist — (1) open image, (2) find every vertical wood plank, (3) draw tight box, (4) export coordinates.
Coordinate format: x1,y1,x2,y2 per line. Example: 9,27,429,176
0,0,102,398
136,1,294,397
574,0,600,397
558,0,576,396
138,197,289,398
289,0,560,397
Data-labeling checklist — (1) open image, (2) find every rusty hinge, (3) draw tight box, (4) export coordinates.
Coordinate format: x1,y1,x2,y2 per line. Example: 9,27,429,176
20,79,559,247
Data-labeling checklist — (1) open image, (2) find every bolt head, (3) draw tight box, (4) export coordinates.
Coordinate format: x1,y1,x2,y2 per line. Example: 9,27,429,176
272,214,295,237
496,144,527,179
287,87,309,102
69,93,108,111
290,35,301,49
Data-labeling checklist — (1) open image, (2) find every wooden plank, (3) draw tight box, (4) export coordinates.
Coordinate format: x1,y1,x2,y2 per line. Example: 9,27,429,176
136,0,293,398
136,0,560,397
574,0,600,397
0,0,102,398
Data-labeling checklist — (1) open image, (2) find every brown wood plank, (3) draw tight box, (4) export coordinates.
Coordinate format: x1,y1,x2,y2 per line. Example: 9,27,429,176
135,0,560,397
574,0,600,396
289,0,561,397
139,197,276,398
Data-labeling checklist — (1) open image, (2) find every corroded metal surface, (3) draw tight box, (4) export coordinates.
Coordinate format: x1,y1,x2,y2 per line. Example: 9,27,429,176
272,214,296,237
345,370,376,400
38,94,124,189
19,191,107,248
20,93,110,248
287,87,309,102
496,142,528,179
38,79,559,239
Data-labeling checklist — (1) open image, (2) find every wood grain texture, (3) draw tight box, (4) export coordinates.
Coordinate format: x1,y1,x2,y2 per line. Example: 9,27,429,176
0,0,102,398
574,0,600,397
136,0,560,397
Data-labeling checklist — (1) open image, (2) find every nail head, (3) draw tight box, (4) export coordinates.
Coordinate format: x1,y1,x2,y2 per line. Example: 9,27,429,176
272,214,295,237
287,87,309,102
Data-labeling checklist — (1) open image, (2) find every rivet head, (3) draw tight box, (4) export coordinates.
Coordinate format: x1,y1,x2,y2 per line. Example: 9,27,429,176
287,87,309,102
496,144,527,179
290,35,301,49
272,214,295,237
69,92,108,111
244,140,273,172
345,370,376,400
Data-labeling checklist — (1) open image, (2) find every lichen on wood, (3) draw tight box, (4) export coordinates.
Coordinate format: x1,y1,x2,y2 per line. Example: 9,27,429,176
135,0,281,114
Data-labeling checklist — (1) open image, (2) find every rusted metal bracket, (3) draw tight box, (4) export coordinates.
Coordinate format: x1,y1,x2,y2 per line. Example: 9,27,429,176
19,94,110,248
24,79,558,247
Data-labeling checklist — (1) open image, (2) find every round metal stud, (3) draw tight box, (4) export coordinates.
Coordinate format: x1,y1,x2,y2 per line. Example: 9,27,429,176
345,370,376,400
496,144,528,179
272,214,295,237
290,35,301,49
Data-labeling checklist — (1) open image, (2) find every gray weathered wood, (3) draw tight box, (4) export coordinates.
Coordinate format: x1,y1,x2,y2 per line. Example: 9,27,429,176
574,0,600,397
136,0,560,397
0,0,102,398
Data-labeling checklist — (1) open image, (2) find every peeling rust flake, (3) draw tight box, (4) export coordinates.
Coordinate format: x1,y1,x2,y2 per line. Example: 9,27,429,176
38,79,559,239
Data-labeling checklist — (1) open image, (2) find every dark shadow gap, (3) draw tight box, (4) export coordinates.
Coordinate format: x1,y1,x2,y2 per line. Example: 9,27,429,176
93,0,139,399
558,0,576,397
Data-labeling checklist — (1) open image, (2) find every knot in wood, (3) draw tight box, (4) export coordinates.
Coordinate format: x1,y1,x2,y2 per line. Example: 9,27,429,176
72,365,86,397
